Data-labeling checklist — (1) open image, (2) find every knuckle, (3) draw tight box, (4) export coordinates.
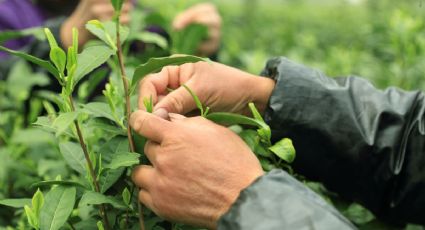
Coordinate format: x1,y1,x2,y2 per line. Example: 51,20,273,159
154,153,169,171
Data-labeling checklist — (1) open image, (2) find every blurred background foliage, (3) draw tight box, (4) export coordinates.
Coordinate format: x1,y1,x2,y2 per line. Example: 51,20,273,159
143,0,425,90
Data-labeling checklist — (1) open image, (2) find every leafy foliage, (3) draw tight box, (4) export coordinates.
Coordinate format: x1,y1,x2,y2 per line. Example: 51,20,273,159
40,186,76,230
131,55,208,91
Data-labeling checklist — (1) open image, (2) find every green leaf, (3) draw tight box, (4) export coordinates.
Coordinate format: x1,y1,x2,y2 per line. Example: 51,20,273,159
86,20,116,49
0,45,59,78
0,198,31,208
238,130,258,152
44,28,59,48
78,68,108,101
32,189,44,219
82,102,117,122
86,21,129,48
122,188,131,205
99,168,124,193
143,96,154,113
11,128,55,145
52,111,80,136
105,152,139,170
259,158,276,171
268,138,296,163
66,47,76,77
248,102,265,123
7,61,49,101
342,203,375,225
248,103,271,144
50,46,67,74
132,55,208,92
206,112,269,130
130,31,168,49
40,186,76,230
31,180,87,189
74,45,115,84
111,0,125,11
98,136,128,192
79,191,126,209
0,27,45,44
239,130,272,158
25,205,38,229
207,111,271,145
72,27,78,54
97,221,105,230
172,23,208,54
182,84,204,116
33,116,55,132
59,142,87,175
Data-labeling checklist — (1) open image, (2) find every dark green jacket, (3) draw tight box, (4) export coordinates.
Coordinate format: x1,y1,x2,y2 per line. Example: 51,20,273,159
218,57,425,229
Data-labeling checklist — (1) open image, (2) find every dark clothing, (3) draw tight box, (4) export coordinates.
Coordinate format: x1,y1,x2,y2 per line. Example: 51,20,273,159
218,57,425,229
0,0,66,80
0,0,46,56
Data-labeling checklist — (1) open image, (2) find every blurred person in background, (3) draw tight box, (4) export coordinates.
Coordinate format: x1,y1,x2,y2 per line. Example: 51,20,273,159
0,0,221,79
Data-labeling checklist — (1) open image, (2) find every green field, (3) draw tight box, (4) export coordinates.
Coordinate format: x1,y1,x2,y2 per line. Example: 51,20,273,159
144,0,425,90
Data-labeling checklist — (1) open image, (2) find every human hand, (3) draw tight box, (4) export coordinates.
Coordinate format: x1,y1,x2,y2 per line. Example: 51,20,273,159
138,61,275,116
130,110,264,229
172,3,222,57
60,0,133,48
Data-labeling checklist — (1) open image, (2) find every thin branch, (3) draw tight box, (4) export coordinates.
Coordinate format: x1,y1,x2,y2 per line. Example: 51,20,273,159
116,24,136,153
68,96,111,230
115,20,145,230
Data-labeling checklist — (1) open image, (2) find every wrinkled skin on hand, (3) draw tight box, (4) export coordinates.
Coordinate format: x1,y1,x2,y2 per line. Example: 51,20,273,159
130,111,264,229
138,61,275,116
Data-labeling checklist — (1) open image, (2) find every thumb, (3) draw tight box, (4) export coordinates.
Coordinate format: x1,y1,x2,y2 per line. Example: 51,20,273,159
130,110,172,143
153,83,198,115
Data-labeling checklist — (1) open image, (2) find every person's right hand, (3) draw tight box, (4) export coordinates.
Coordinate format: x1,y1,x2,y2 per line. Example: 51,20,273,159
61,0,133,48
138,61,275,115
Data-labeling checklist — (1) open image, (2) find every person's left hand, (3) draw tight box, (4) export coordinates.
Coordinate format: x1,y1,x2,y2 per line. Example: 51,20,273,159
130,110,264,229
172,3,222,57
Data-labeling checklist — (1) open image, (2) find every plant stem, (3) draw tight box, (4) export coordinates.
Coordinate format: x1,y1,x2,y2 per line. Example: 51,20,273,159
116,24,136,153
68,96,111,230
115,20,145,230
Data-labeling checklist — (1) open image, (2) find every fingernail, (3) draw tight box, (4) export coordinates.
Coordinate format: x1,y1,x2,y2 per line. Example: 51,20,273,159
153,108,169,120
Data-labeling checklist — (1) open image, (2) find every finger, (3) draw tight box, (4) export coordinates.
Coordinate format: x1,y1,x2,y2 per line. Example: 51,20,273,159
172,3,217,29
139,189,155,212
188,13,222,29
132,165,155,190
153,82,198,115
92,4,115,18
138,65,193,110
138,67,177,110
130,110,173,143
120,14,131,25
198,28,220,56
168,113,187,122
143,140,161,165
122,2,133,12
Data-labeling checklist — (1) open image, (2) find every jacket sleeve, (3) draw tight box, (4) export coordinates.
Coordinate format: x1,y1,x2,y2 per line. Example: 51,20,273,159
259,57,425,226
218,170,356,230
